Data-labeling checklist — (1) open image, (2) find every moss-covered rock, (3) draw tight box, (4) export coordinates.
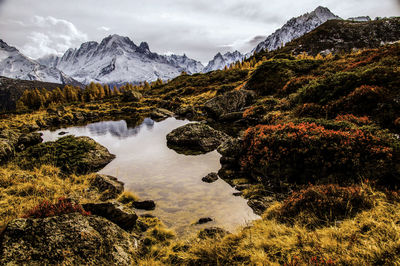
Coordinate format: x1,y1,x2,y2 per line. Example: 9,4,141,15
0,213,137,265
15,135,115,174
166,123,228,154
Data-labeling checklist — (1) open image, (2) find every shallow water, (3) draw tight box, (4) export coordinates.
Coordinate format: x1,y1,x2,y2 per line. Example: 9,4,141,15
41,117,259,237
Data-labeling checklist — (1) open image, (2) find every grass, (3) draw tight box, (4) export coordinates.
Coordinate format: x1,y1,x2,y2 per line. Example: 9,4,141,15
118,191,140,204
0,164,97,229
136,185,400,265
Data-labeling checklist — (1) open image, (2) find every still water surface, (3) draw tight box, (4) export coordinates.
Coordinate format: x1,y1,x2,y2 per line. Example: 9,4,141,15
41,117,259,236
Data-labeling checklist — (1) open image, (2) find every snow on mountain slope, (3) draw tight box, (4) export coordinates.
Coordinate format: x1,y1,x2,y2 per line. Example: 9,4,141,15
203,50,244,73
39,35,204,85
0,40,80,85
252,6,341,54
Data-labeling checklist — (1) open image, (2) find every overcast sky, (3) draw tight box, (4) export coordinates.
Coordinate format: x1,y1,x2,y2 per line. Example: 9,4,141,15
0,0,399,64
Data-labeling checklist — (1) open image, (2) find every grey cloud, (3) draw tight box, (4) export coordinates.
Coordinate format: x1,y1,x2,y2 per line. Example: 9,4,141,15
0,0,398,63
18,16,88,59
248,36,267,46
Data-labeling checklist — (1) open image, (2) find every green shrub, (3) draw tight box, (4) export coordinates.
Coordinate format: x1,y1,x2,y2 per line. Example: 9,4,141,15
246,59,321,95
277,184,374,226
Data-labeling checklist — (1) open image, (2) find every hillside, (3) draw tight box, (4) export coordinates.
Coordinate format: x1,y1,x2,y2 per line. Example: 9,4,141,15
253,17,400,59
0,76,70,112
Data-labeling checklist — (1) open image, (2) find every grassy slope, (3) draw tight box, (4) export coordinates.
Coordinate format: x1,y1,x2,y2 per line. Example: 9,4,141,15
1,42,400,264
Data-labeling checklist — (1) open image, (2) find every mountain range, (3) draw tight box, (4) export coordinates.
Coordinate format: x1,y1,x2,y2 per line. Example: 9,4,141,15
0,6,396,86
0,40,81,86
37,35,203,86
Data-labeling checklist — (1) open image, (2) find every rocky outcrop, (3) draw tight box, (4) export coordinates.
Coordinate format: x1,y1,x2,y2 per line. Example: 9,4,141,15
16,135,115,174
166,123,228,153
122,90,142,102
217,137,243,179
204,90,255,120
78,136,116,173
0,213,137,265
90,174,124,201
0,130,43,162
202,172,219,183
82,202,138,231
150,108,175,120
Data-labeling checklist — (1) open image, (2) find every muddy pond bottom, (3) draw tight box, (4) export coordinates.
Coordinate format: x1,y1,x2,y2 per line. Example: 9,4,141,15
41,117,260,237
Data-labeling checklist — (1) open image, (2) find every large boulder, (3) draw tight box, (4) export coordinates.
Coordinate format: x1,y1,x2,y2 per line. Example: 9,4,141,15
82,202,138,231
79,136,116,172
122,90,142,102
204,90,255,119
16,135,115,174
0,213,137,265
166,123,228,153
90,174,124,201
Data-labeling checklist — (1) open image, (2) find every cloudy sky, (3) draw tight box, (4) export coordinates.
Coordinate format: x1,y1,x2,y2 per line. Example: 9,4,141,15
0,0,399,63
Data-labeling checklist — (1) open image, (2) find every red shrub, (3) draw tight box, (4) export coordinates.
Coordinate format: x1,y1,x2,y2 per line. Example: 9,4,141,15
240,122,395,184
335,114,371,126
329,85,389,116
279,184,374,223
22,197,90,218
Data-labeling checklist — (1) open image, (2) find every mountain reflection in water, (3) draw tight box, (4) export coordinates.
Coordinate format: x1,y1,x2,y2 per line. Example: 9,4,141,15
41,117,260,237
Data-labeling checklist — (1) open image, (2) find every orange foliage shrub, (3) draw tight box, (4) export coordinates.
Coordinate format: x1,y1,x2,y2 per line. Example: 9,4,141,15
241,122,396,184
22,198,90,219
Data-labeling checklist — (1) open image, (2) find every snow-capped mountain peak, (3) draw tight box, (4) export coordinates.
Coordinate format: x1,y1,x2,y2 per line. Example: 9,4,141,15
37,34,204,85
252,6,341,53
0,39,80,85
203,50,244,72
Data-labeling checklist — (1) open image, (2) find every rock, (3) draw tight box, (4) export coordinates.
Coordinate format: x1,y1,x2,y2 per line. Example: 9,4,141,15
175,105,196,119
131,200,156,211
78,136,116,173
0,213,136,265
202,172,219,183
73,112,85,122
166,123,228,153
16,136,115,174
123,90,142,102
58,131,68,135
204,90,255,119
90,174,124,201
217,137,242,158
235,184,251,191
219,111,245,122
198,227,228,239
150,108,175,120
247,199,269,216
196,217,213,225
82,202,138,231
16,132,43,151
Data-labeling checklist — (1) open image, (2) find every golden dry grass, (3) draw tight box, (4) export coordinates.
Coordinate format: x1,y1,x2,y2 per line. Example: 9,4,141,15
0,164,97,228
